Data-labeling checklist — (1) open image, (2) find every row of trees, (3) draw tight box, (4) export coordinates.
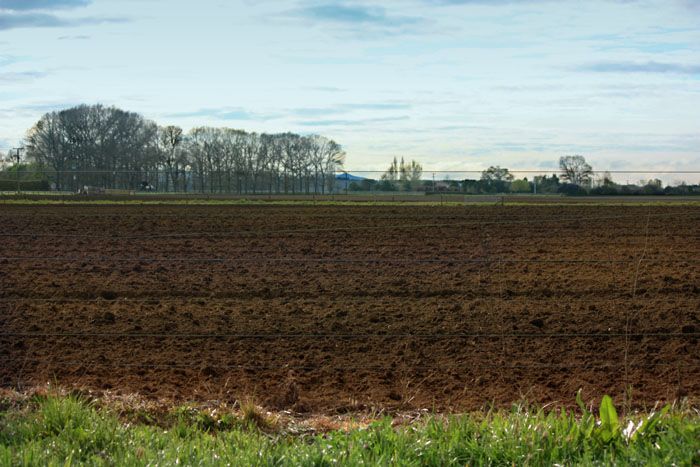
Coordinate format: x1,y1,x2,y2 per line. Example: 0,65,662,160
469,157,698,195
351,155,698,195
473,156,594,193
3,110,697,196
18,104,346,193
364,156,592,193
463,158,697,195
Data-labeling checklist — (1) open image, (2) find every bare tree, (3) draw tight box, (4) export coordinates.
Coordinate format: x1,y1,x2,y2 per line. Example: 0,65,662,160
26,105,158,191
243,132,263,194
308,135,330,194
267,134,285,193
25,111,70,189
157,125,183,191
559,155,593,186
323,139,345,193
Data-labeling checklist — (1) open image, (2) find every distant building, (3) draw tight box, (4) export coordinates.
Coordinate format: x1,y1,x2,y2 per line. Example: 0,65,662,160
335,173,366,191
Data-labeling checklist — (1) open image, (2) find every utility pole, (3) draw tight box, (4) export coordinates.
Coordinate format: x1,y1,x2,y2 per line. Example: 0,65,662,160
11,147,24,194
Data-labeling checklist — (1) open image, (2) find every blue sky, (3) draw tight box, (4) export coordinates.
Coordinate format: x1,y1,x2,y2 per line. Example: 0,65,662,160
0,0,699,172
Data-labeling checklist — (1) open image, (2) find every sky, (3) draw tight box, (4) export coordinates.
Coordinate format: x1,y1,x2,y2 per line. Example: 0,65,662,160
0,0,699,173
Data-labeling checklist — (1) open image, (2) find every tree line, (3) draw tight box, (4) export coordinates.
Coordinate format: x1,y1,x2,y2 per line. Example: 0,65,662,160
13,104,345,193
348,155,698,195
2,107,697,196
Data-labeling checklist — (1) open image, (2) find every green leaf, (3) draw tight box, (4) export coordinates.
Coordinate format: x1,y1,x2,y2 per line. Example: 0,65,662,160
576,389,589,415
600,396,619,432
598,395,620,443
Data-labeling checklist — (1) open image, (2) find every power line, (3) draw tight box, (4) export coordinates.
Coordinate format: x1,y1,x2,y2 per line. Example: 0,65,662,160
0,255,698,264
2,359,698,371
1,332,697,339
2,295,697,303
5,169,700,174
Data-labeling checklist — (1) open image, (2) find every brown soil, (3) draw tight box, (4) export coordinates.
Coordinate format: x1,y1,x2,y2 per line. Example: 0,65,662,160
1,204,698,413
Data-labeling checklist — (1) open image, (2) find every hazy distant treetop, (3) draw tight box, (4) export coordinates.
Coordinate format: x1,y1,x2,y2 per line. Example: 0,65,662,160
481,166,513,182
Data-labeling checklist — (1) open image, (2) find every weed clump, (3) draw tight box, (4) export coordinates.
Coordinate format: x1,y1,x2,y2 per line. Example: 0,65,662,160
240,400,278,432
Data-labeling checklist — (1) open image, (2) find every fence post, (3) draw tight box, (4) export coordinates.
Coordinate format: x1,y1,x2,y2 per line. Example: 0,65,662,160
16,155,20,195
12,147,24,195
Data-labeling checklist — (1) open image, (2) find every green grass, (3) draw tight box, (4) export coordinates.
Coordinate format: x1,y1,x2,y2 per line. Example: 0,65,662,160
1,395,698,466
0,198,469,207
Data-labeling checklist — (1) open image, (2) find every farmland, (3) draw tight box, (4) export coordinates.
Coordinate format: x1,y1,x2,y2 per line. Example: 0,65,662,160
1,202,699,413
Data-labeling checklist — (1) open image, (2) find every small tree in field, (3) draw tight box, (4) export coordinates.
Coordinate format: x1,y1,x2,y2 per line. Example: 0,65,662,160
559,155,593,187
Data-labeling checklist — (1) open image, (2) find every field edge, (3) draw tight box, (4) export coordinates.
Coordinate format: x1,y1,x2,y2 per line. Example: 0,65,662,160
1,391,699,465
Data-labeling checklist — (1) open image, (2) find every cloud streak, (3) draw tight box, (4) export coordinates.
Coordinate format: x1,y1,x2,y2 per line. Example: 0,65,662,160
0,0,90,10
426,0,700,10
0,70,47,82
167,107,278,121
298,116,410,127
303,85,346,93
14,101,80,111
284,2,423,35
580,61,700,75
169,102,412,123
57,34,90,40
293,3,418,25
426,0,548,4
290,102,412,117
0,0,127,31
0,11,127,30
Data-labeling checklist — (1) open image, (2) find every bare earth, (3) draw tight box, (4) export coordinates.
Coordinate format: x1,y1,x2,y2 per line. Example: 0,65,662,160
1,204,698,413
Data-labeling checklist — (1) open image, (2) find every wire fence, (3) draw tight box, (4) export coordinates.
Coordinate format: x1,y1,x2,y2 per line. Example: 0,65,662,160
2,359,698,371
2,256,699,264
1,332,698,339
1,296,697,303
2,168,700,196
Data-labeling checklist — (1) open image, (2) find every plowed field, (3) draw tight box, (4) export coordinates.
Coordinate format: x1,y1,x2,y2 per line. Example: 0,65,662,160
1,204,698,412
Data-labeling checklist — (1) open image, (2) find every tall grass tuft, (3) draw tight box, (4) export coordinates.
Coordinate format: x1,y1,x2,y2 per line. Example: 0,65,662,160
239,399,278,432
